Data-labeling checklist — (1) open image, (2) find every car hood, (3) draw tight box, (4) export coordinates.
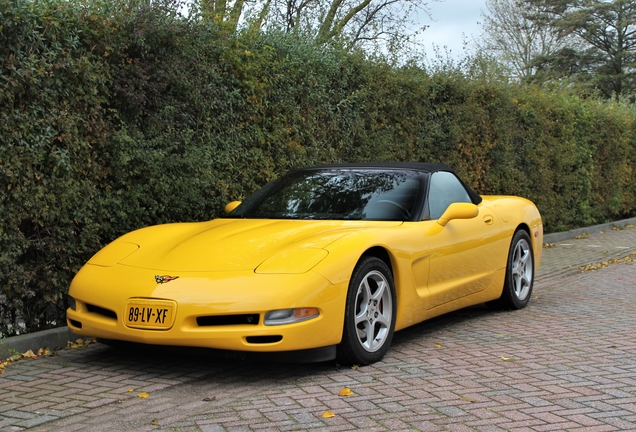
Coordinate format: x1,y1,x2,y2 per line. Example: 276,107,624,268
93,219,401,272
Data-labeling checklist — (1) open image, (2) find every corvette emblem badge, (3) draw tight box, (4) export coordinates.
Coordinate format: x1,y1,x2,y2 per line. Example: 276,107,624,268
155,275,179,284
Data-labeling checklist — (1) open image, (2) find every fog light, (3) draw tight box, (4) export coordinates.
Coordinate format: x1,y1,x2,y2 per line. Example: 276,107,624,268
264,308,319,326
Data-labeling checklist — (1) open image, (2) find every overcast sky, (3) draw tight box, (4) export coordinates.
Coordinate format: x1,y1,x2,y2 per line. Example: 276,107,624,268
416,0,488,59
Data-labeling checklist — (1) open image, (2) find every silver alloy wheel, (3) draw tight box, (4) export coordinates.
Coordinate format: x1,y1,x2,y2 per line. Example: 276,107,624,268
511,238,533,301
354,270,393,353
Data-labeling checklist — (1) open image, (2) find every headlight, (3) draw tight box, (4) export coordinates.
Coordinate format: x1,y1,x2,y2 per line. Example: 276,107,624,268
88,242,139,267
255,248,328,274
264,308,320,326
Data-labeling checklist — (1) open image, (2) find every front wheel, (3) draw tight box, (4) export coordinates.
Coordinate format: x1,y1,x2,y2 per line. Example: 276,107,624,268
336,256,396,365
489,230,534,310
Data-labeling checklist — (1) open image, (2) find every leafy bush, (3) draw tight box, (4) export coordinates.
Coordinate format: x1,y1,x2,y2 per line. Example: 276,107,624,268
1,0,116,335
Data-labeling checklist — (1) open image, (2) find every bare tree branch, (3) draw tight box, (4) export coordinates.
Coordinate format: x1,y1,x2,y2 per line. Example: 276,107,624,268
478,0,567,79
198,0,432,53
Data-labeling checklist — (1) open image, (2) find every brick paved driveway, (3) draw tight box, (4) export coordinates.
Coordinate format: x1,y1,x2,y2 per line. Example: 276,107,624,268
1,226,635,431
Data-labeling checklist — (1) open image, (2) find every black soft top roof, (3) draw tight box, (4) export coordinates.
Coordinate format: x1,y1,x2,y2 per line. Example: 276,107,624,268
301,162,454,173
298,162,482,205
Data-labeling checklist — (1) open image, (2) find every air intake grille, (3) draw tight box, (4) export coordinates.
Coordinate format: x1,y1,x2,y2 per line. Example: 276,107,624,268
246,335,282,344
196,314,259,326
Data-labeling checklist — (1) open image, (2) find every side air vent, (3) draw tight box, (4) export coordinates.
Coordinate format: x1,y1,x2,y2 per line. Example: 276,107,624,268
196,314,260,326
86,304,117,320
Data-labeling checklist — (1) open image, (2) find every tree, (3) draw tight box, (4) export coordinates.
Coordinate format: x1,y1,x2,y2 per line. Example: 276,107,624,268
313,0,428,50
198,0,432,52
478,0,568,80
526,0,636,101
200,0,250,30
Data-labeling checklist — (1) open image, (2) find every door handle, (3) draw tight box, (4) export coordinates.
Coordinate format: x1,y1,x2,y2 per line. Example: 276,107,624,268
483,215,494,225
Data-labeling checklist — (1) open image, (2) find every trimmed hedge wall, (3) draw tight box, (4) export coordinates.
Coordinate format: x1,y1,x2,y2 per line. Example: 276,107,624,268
1,0,635,335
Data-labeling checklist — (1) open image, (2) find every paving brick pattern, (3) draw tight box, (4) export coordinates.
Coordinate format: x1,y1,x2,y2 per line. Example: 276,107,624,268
1,226,635,431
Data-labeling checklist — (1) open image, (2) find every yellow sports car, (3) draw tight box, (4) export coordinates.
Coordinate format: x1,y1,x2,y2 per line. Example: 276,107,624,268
67,163,543,364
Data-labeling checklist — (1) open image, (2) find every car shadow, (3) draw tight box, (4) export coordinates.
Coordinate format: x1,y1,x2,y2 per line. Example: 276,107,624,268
75,339,338,383
390,303,498,347
63,303,504,386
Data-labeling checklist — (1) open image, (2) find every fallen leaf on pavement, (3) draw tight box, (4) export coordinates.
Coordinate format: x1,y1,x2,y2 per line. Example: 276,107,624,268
22,350,38,359
203,396,216,401
151,419,159,425
338,388,354,396
322,411,336,418
0,358,17,373
138,392,149,398
36,348,52,357
582,252,636,272
67,338,93,349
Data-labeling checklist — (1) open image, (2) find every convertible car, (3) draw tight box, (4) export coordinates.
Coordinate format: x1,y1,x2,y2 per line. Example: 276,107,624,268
67,163,543,365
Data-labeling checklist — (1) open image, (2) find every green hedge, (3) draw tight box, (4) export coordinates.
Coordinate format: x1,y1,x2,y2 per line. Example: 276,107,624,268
1,0,635,335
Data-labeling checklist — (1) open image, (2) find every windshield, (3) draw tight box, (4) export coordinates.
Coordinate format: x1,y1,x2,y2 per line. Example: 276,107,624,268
227,169,424,221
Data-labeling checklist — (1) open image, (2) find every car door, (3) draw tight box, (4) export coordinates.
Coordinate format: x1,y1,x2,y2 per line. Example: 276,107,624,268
424,171,505,309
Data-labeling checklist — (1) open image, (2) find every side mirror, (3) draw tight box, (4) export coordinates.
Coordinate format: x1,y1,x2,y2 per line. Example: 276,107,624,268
437,202,478,226
224,201,242,214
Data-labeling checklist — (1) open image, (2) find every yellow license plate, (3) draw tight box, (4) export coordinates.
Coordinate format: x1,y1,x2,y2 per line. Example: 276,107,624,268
124,299,175,329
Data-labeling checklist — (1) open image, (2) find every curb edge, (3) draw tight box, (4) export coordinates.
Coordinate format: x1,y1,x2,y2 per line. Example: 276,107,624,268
1,327,80,360
543,216,636,243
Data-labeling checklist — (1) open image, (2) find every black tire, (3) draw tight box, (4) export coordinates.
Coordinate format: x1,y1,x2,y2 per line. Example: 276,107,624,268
336,256,396,365
488,230,534,310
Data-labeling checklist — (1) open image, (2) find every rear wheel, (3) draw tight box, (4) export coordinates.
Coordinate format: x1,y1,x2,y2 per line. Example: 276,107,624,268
337,257,396,365
488,230,534,310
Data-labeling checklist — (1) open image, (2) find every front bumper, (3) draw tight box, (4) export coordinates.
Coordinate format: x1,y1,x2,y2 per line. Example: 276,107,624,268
67,263,347,353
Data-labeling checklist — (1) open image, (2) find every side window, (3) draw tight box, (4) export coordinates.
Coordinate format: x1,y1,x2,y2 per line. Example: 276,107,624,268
428,172,472,220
